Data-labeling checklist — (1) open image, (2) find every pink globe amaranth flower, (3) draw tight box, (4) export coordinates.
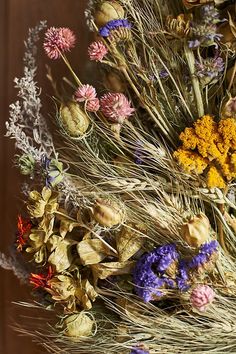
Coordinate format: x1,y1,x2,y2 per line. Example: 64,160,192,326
44,27,76,60
190,285,215,312
75,84,97,102
88,41,108,62
100,93,135,123
86,98,100,112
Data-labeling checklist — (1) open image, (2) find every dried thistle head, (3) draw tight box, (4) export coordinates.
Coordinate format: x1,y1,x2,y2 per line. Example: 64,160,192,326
166,14,192,38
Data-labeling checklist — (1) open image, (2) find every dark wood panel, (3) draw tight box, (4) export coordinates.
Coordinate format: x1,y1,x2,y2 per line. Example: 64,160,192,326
0,1,87,353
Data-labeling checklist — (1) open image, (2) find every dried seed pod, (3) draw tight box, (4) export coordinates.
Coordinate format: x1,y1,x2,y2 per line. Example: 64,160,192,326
62,313,95,338
60,102,90,137
94,1,125,28
104,72,125,92
182,0,212,9
91,198,124,227
181,214,210,248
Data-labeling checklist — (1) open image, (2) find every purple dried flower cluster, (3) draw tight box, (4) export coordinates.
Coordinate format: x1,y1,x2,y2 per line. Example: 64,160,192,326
130,347,149,354
195,57,224,79
99,19,131,37
189,240,218,269
133,244,179,302
133,241,218,302
189,5,222,48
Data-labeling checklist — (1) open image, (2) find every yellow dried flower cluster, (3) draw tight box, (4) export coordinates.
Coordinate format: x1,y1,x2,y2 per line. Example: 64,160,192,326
174,115,236,188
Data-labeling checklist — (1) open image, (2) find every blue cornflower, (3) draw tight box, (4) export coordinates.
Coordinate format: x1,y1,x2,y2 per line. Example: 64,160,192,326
99,19,131,37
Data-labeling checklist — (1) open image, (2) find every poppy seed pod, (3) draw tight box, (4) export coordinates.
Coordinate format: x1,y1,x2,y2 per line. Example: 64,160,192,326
181,214,210,248
60,102,90,137
92,198,124,227
94,1,125,28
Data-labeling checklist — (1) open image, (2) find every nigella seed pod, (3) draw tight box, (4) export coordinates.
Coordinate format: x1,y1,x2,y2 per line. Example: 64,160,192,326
181,214,210,248
59,102,90,137
94,1,125,28
18,154,35,175
92,198,124,227
62,313,95,338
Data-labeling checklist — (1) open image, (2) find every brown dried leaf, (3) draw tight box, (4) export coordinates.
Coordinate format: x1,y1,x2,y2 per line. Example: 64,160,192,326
116,224,145,262
77,239,114,266
91,261,135,282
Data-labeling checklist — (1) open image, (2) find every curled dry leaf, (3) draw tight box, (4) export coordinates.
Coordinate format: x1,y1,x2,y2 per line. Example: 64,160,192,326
48,239,73,272
91,261,135,283
77,239,114,265
75,279,98,310
57,212,79,238
116,224,145,262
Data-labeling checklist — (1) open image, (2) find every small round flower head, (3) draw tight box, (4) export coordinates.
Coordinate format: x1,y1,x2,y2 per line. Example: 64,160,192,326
88,41,108,62
44,27,76,60
100,93,135,123
190,284,215,312
75,84,97,102
86,98,100,112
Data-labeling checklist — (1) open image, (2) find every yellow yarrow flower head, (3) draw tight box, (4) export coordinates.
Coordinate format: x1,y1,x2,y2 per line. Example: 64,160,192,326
174,115,236,189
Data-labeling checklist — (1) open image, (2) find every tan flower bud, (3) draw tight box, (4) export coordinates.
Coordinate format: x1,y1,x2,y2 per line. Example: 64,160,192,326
95,1,125,28
221,96,236,119
62,313,95,338
181,214,210,248
92,198,124,227
60,102,90,137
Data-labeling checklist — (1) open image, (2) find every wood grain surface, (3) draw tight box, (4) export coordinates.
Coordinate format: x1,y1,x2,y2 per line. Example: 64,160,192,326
0,1,88,353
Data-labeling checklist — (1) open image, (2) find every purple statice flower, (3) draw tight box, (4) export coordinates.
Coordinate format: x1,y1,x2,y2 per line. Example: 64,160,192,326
195,56,224,81
176,260,190,291
99,19,132,37
133,244,179,302
189,240,218,269
130,347,149,354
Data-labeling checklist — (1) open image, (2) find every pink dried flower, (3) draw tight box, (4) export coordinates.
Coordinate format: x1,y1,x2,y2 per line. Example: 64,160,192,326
100,93,135,123
75,84,97,102
88,41,108,62
44,27,76,60
86,98,100,112
190,285,215,312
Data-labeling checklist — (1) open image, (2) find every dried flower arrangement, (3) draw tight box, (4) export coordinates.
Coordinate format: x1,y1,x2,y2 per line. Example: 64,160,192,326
2,0,236,353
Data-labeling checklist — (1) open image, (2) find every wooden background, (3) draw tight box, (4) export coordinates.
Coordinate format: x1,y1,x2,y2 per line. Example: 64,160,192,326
0,1,89,352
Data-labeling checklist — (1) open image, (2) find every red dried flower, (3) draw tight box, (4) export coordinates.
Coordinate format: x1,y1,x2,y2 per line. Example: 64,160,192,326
44,27,76,60
88,41,108,62
16,215,32,251
30,266,53,289
100,93,135,123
